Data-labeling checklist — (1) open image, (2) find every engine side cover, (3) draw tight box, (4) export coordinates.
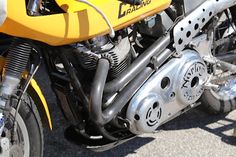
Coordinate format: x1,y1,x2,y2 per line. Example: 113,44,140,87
126,50,207,134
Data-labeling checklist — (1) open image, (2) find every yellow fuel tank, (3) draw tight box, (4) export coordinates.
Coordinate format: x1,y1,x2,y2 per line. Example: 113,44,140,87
0,0,171,46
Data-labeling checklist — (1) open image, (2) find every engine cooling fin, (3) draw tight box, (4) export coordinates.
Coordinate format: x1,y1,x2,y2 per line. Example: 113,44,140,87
75,36,131,78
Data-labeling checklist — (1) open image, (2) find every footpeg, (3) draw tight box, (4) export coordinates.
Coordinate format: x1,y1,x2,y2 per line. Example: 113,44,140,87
202,74,219,90
203,56,236,73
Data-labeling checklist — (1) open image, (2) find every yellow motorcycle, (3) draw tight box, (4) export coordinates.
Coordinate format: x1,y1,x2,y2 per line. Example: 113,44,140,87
1,0,236,156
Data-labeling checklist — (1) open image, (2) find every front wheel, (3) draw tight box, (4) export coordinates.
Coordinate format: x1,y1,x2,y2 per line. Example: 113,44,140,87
0,94,44,157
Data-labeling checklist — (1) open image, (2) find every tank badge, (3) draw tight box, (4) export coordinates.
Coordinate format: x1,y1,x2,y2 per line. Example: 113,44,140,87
118,0,152,19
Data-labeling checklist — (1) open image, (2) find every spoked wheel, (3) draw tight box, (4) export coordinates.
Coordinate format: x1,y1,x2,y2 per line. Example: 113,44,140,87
0,94,43,157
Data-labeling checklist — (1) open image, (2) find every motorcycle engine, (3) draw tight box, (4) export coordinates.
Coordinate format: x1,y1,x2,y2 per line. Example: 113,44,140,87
74,35,131,78
126,49,208,134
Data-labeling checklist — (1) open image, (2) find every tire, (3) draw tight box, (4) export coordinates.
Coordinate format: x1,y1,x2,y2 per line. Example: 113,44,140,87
200,9,236,114
201,89,236,114
2,93,44,157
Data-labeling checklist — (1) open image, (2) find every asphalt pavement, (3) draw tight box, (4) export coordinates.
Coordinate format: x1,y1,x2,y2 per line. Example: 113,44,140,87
36,64,236,157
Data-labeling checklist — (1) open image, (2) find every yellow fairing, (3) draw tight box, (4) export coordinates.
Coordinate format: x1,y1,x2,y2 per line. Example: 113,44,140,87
0,0,171,46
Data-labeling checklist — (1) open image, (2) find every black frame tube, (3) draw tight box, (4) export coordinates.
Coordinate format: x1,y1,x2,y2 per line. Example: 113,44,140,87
60,53,90,109
104,34,170,93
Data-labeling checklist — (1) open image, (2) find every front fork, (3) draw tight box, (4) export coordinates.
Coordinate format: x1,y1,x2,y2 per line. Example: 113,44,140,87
0,75,21,134
0,0,44,136
0,39,32,135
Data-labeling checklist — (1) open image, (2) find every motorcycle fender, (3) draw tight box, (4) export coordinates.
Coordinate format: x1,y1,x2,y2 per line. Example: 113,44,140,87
28,79,53,130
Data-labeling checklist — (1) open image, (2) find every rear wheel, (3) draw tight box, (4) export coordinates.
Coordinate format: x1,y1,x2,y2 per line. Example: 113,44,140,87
201,10,236,114
201,77,236,114
0,93,43,157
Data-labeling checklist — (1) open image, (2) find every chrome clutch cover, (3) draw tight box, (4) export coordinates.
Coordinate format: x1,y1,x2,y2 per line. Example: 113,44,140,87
126,50,208,134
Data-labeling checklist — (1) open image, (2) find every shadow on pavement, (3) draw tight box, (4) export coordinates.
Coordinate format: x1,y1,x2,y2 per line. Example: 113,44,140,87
162,106,236,146
82,137,155,157
45,127,155,157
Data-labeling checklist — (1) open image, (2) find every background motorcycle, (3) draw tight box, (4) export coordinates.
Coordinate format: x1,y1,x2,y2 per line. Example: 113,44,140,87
1,0,236,156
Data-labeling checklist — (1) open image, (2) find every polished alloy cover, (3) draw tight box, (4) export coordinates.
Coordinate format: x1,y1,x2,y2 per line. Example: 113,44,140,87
0,0,7,26
126,50,208,134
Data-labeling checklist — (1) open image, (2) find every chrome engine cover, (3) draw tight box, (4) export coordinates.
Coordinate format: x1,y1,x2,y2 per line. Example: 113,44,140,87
126,50,208,134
